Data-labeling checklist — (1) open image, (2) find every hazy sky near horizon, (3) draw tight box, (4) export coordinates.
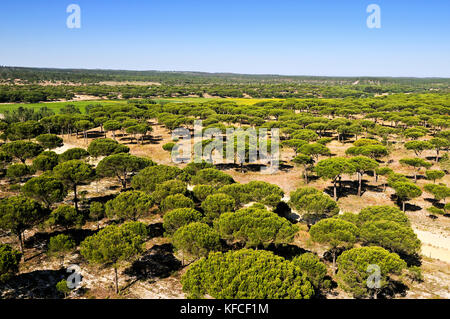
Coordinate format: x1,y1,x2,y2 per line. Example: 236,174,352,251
0,0,449,77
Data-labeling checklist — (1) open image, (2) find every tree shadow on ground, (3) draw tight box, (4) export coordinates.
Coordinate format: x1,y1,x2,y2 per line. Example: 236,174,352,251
397,252,422,267
305,175,320,183
25,228,98,250
86,131,105,139
215,163,240,171
0,269,66,299
322,180,383,201
265,244,310,260
389,195,422,212
143,135,163,144
87,194,116,205
366,170,376,177
274,201,292,219
405,174,427,182
124,244,182,280
214,162,293,173
320,132,334,138
379,279,409,299
322,182,354,200
424,198,444,209
322,247,347,264
313,277,338,299
363,183,385,194
147,223,164,239
404,203,422,212
278,163,294,171
106,185,121,191
121,138,139,145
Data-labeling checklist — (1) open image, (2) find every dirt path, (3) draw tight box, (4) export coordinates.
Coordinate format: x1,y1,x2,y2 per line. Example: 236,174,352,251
413,228,450,263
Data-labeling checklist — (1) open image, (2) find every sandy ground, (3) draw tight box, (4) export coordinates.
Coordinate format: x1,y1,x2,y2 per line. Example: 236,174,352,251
53,141,84,154
413,228,450,263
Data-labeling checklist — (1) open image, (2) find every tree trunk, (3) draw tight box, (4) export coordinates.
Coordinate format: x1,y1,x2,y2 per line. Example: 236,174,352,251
332,251,337,275
436,149,439,162
333,180,337,201
18,233,24,255
402,201,406,212
414,172,417,183
73,185,78,212
304,168,308,184
358,172,362,197
121,170,127,190
114,267,119,294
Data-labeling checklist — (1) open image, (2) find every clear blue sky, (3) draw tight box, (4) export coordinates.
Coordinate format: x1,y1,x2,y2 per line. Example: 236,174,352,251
0,0,448,77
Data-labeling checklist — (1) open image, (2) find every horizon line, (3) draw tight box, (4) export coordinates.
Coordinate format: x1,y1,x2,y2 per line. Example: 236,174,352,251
2,65,449,80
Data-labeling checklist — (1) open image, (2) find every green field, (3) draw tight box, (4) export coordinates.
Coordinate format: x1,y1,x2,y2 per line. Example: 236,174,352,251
0,97,278,114
0,100,125,114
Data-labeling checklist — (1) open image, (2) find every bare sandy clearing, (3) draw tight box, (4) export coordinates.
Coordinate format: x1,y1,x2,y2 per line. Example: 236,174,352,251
405,258,450,299
53,141,84,154
413,228,450,263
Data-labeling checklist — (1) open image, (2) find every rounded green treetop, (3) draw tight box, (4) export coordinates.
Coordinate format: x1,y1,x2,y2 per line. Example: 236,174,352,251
181,249,314,299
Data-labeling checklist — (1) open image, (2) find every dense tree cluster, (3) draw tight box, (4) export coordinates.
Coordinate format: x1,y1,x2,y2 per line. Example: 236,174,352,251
0,244,22,282
289,187,339,224
1,67,449,102
181,249,314,299
214,206,299,248
337,247,406,299
80,221,148,293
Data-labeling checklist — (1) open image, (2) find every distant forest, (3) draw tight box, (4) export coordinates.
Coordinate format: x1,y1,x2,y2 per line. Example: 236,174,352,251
0,66,449,103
